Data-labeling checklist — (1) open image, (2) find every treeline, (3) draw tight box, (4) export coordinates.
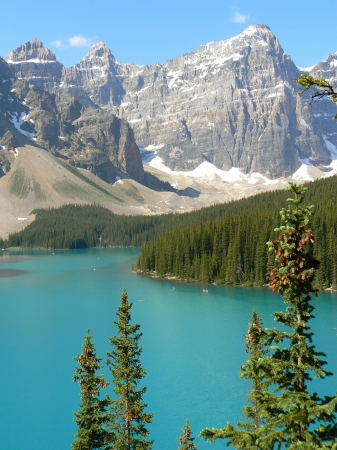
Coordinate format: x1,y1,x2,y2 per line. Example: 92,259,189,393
7,204,226,249
136,175,337,289
4,192,288,249
4,188,306,249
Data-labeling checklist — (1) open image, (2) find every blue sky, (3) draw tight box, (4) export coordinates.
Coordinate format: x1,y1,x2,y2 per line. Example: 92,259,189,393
1,0,336,69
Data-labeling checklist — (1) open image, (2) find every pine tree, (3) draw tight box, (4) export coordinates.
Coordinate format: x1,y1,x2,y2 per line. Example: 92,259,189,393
177,419,197,449
200,183,337,448
107,289,153,450
72,330,112,450
259,182,337,448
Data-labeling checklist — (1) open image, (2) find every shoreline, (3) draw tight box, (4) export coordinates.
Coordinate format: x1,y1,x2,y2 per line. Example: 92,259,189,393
134,270,337,292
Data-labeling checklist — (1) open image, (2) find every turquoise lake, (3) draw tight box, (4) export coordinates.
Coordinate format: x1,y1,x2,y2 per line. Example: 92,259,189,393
0,248,336,449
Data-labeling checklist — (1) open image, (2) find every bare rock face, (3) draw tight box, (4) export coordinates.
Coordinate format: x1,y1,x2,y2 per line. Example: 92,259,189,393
63,42,125,108
0,57,28,175
6,39,64,92
72,109,144,183
305,53,337,157
55,25,331,177
0,54,145,183
4,26,337,179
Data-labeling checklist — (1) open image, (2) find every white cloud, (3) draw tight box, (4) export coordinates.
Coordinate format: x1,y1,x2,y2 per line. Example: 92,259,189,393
51,40,67,49
231,11,247,24
68,35,92,47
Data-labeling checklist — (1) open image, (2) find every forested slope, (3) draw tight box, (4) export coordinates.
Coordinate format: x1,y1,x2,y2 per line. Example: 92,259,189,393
136,176,337,289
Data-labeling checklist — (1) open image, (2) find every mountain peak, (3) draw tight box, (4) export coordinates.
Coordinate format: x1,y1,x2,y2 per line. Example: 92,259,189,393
233,24,276,46
83,42,113,61
241,24,272,36
6,39,57,63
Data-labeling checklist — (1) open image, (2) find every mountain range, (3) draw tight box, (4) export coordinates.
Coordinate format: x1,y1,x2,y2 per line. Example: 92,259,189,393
1,24,337,238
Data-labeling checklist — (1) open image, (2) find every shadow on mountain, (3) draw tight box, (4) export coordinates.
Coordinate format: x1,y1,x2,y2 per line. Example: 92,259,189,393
143,172,176,192
143,172,200,198
176,187,200,198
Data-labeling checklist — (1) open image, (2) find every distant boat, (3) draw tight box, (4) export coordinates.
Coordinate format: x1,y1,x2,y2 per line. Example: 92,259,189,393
138,299,147,302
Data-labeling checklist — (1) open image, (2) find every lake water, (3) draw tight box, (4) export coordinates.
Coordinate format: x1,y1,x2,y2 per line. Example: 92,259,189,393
0,248,336,449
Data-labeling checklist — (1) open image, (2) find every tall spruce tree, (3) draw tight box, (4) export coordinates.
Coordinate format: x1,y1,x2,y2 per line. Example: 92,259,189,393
201,183,337,448
107,289,153,450
72,330,112,450
200,310,269,448
177,419,197,449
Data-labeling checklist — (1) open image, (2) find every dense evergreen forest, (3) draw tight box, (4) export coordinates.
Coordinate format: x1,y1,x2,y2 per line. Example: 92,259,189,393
5,189,290,249
5,175,337,289
6,201,241,249
136,176,337,289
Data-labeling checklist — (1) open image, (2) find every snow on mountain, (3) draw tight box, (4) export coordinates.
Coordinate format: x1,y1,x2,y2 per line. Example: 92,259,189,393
8,111,35,139
3,26,337,190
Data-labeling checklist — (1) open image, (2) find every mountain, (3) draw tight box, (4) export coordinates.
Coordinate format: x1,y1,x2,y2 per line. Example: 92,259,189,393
0,48,145,185
5,24,336,180
1,26,337,239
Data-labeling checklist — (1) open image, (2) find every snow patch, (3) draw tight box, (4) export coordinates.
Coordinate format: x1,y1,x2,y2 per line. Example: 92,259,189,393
138,86,150,94
268,92,283,98
297,65,316,72
6,59,57,64
324,160,337,177
130,118,142,123
147,156,279,185
144,144,165,151
323,134,337,159
9,112,35,138
292,164,315,181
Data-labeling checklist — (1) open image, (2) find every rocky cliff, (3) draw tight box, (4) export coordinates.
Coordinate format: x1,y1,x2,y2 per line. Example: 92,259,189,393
305,53,337,158
0,52,145,183
4,25,337,179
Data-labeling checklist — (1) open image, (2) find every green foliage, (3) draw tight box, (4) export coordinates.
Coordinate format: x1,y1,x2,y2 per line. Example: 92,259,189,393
201,183,337,449
57,159,123,202
295,74,337,119
9,168,31,198
106,289,153,450
136,176,337,288
6,200,230,249
260,183,337,447
177,420,197,449
72,331,112,450
8,169,46,200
